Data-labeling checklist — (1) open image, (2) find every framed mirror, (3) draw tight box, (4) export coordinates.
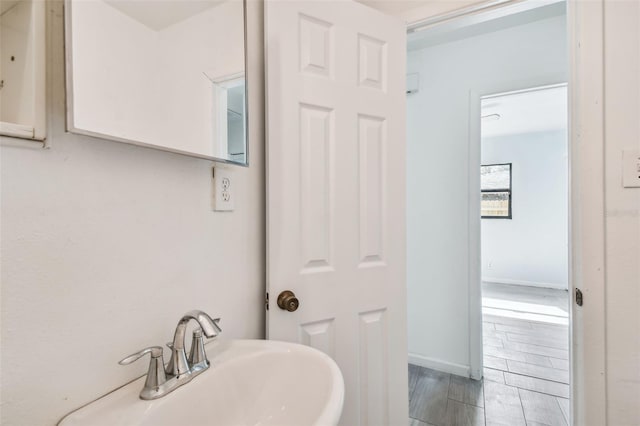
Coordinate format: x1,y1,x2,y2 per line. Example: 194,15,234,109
64,0,248,165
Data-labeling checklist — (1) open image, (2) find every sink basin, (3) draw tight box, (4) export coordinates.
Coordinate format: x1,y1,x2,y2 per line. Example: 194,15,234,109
59,339,344,426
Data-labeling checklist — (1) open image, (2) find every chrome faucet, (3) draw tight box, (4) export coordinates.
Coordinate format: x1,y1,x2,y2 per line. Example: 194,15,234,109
167,310,221,377
119,310,222,400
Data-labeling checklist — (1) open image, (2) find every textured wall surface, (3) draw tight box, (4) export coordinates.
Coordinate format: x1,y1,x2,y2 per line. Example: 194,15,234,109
603,1,640,423
0,1,265,424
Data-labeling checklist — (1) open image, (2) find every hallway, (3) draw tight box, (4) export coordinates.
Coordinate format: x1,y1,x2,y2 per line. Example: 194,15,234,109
409,283,570,426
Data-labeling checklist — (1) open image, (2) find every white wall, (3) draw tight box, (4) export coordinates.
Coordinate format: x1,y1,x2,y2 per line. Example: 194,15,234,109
0,1,265,425
481,130,568,289
603,1,640,423
406,15,567,374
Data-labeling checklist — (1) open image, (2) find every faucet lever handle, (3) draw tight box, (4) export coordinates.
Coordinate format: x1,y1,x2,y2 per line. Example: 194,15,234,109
119,346,167,394
119,346,164,365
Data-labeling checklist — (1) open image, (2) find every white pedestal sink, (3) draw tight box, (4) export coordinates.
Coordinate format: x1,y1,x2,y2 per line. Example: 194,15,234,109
59,340,344,426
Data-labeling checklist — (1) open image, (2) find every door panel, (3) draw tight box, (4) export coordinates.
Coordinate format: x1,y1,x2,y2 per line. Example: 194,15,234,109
266,1,407,424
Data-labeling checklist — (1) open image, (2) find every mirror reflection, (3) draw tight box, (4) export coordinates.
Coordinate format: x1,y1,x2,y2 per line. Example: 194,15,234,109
66,0,248,164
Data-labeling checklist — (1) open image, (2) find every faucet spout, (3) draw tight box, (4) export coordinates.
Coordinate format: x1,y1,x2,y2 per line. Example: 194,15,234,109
172,310,220,350
168,310,221,377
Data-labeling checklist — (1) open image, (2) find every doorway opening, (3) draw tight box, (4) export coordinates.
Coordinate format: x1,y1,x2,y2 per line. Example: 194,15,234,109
480,83,570,423
406,2,572,425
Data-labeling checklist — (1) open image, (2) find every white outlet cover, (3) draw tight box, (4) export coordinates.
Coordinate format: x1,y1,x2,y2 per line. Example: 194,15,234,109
622,150,640,188
213,167,235,211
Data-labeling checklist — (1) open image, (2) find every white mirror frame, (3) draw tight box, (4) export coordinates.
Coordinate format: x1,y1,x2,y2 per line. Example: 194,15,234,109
62,0,249,166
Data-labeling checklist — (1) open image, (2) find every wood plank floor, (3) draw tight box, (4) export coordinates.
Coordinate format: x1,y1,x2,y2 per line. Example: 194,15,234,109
409,283,570,426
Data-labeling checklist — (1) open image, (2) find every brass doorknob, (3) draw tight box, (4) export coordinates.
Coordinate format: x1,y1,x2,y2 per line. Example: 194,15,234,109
277,290,299,312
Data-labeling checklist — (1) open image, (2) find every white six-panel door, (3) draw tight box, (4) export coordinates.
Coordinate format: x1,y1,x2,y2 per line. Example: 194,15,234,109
265,1,407,424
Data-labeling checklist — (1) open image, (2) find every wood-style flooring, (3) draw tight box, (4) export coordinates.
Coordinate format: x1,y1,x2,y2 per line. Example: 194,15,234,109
409,283,570,426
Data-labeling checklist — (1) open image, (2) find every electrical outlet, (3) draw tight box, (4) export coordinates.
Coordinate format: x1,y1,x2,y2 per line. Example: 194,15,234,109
212,167,234,211
622,150,640,188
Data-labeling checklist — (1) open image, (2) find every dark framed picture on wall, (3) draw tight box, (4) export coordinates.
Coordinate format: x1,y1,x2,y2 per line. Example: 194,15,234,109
481,163,512,219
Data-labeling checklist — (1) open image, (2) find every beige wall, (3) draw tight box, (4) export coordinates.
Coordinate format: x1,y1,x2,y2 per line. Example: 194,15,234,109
0,1,265,425
603,0,640,424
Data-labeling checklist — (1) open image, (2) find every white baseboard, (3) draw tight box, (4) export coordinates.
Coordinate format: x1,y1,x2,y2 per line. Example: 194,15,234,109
408,353,470,378
482,277,568,290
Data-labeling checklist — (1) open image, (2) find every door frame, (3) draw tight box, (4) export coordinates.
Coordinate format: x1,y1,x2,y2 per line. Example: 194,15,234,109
404,0,607,424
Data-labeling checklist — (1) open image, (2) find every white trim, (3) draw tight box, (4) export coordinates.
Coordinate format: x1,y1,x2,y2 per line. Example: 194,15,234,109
468,91,483,381
32,0,46,141
0,122,35,140
63,0,75,136
205,71,245,85
483,82,568,99
567,0,607,424
409,353,471,378
482,277,568,290
407,0,564,34
407,0,512,31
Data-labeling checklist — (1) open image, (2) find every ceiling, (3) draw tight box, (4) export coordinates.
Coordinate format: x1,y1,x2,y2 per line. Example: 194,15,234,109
481,85,568,138
103,0,421,33
103,0,226,31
